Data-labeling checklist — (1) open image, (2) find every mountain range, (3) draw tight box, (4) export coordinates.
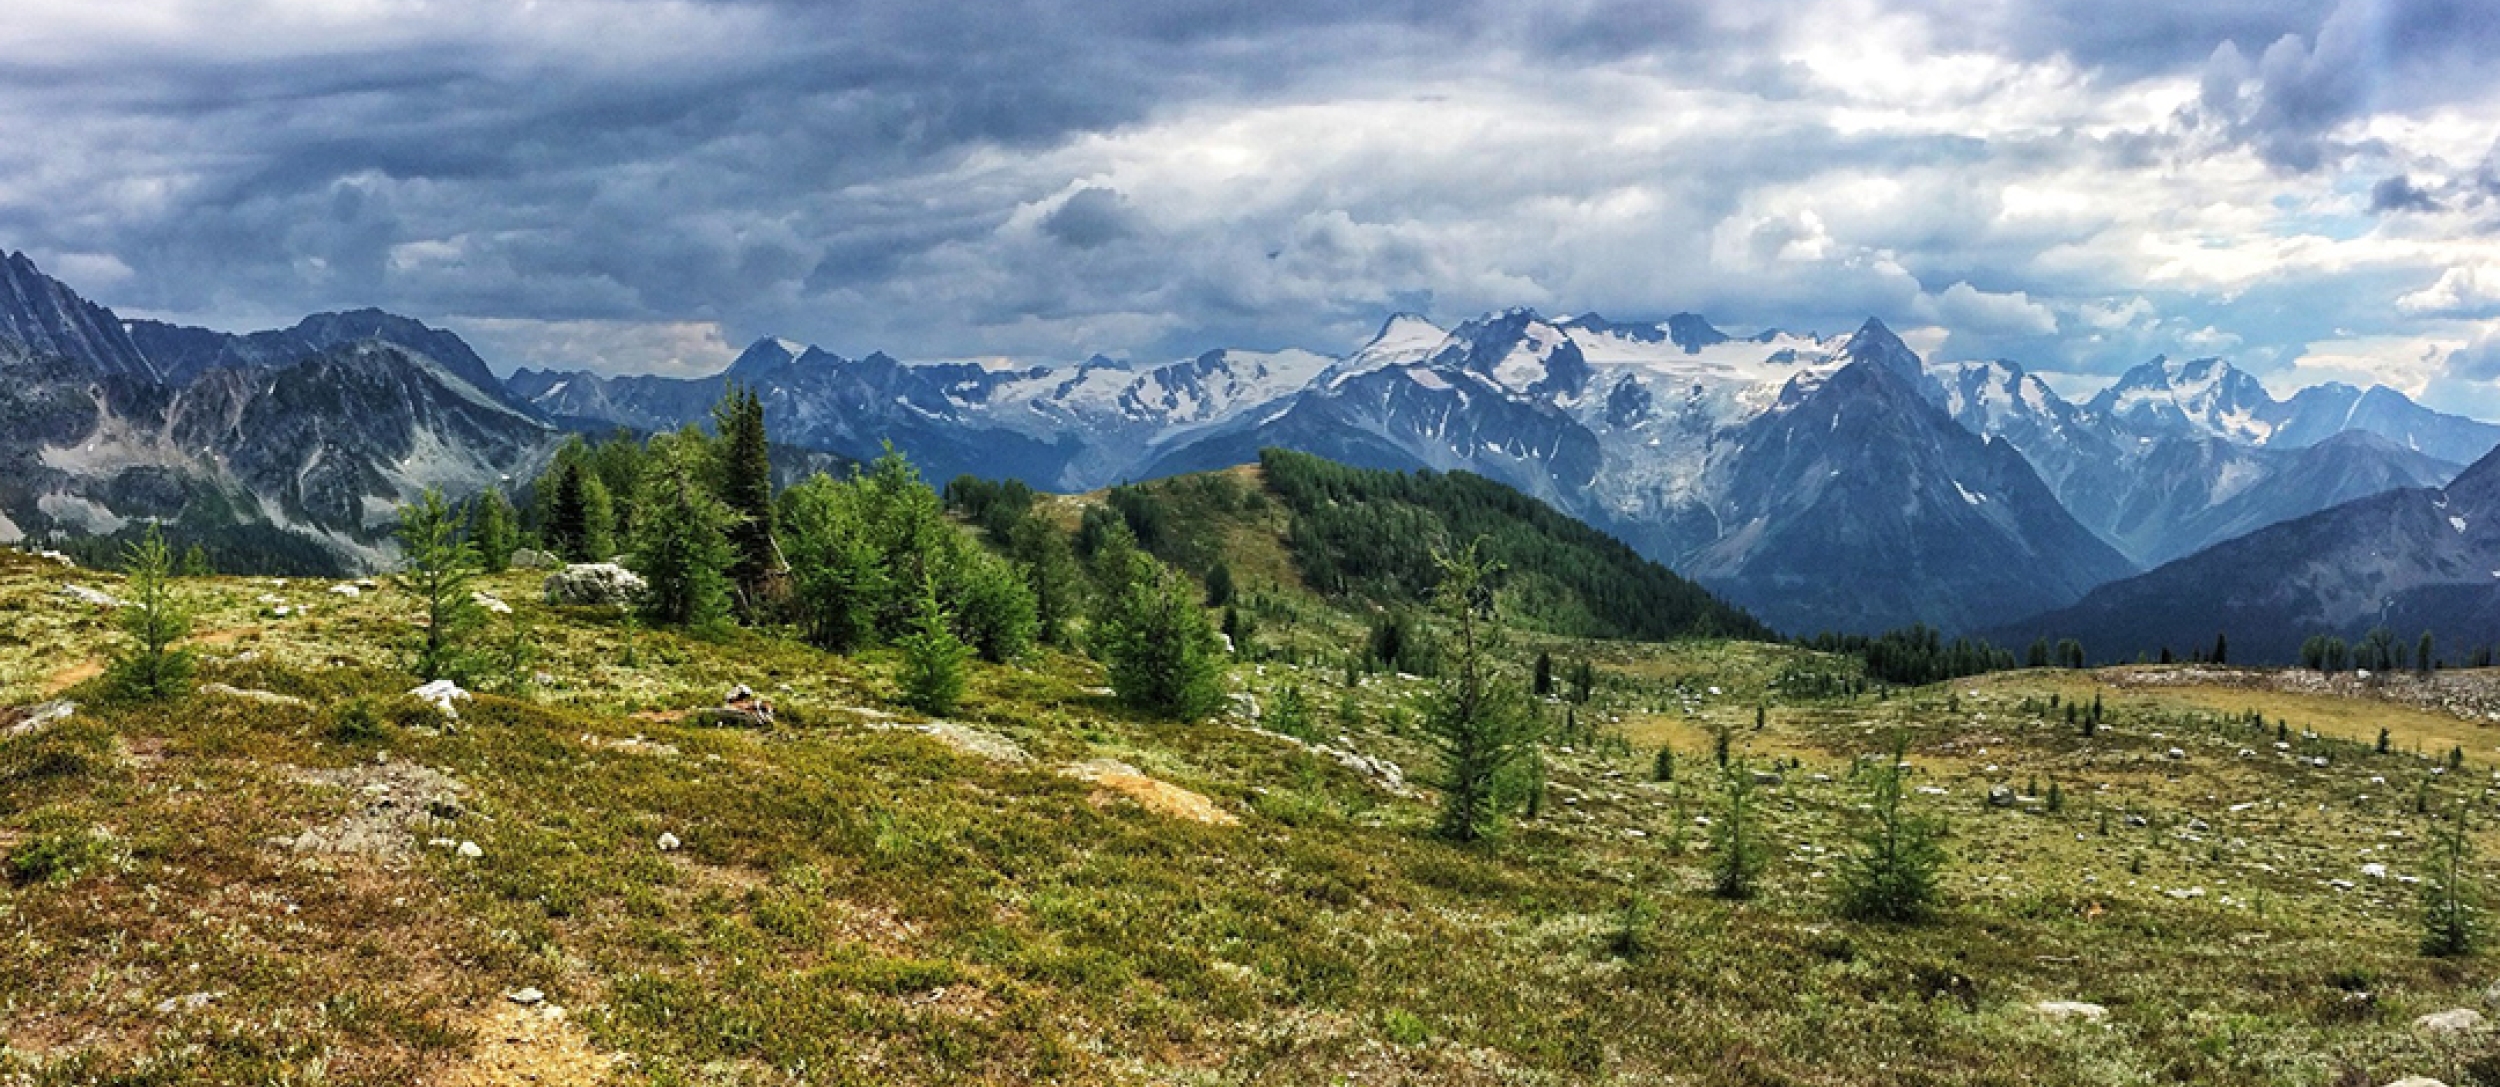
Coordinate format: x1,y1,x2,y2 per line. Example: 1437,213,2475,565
513,303,2496,634
5,246,2497,645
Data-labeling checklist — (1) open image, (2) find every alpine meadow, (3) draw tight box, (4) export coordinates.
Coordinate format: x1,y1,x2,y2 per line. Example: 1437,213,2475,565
9,1,2500,1084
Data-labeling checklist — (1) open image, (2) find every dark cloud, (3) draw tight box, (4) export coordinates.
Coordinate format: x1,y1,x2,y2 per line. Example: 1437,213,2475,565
2452,334,2500,382
2370,174,2441,213
1041,188,1141,249
0,0,2490,385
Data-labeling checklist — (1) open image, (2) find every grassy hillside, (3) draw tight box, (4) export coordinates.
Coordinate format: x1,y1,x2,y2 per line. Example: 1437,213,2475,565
1089,449,1772,644
7,477,2500,1083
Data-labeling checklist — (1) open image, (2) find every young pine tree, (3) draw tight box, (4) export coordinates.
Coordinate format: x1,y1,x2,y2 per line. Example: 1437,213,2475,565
897,573,970,715
951,550,1039,664
1422,543,1544,844
470,488,519,574
106,524,195,700
1711,760,1768,900
544,459,593,561
1094,551,1228,721
395,489,484,683
1834,736,1947,922
711,385,780,612
778,472,888,652
2422,798,2475,957
580,473,618,561
178,543,214,578
1533,651,1555,698
630,436,738,630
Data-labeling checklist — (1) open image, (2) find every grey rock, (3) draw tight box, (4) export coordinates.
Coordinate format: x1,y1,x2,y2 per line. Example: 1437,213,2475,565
2414,1007,2486,1035
543,562,646,607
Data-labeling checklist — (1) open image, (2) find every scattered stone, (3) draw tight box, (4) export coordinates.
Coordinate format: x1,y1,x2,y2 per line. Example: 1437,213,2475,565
697,684,775,728
509,547,559,569
2414,1008,2486,1035
410,679,472,720
2363,863,2389,880
2,699,77,737
457,840,484,859
198,683,311,708
329,583,361,598
472,591,513,615
2124,814,2150,828
2382,1078,2449,1087
275,762,469,859
2166,747,2187,760
657,832,681,852
59,584,122,608
1752,770,1784,787
2033,1000,2108,1021
153,990,225,1015
508,987,546,1006
542,562,646,607
1987,785,2018,808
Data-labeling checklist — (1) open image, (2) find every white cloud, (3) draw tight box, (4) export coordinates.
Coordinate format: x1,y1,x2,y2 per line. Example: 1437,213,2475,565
2399,266,2500,319
447,317,737,378
1930,281,2059,336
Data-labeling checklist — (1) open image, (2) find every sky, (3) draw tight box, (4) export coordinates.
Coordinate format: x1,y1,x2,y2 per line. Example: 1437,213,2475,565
4,1,2500,415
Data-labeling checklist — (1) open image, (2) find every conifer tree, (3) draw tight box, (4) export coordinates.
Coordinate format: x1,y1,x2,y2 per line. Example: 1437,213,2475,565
2422,798,2475,957
1008,514,1082,647
1422,543,1543,843
630,435,736,630
1094,550,1227,721
580,473,617,561
1203,560,1235,608
1711,760,1767,900
897,572,970,715
178,543,214,578
106,524,195,700
952,550,1038,664
395,489,483,683
712,384,780,611
470,488,519,573
1533,650,1555,698
545,459,592,561
1834,735,1947,922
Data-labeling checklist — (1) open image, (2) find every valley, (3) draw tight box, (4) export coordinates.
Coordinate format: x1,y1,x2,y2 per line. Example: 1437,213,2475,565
8,459,2500,1085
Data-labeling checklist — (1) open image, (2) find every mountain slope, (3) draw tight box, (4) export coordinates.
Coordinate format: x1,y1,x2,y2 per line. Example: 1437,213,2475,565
0,339,557,569
128,308,513,404
1687,346,2135,634
0,250,157,380
1987,443,2500,664
1245,447,1772,641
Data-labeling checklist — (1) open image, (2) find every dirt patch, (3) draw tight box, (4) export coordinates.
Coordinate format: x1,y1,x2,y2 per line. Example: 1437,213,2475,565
437,1002,620,1087
273,759,469,859
1061,759,1238,825
40,657,103,697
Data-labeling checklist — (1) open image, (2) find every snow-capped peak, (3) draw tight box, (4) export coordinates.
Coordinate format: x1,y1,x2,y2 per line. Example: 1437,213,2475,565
1834,317,1923,379
2088,354,2279,443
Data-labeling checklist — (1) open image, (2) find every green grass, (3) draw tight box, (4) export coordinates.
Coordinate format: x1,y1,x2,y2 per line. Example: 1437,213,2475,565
4,547,2500,1084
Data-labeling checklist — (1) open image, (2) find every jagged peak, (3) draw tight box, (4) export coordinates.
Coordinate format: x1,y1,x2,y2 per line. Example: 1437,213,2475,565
1836,317,1922,378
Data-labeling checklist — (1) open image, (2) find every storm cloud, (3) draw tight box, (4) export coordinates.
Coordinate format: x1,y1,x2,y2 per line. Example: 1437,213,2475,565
3,0,2498,414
